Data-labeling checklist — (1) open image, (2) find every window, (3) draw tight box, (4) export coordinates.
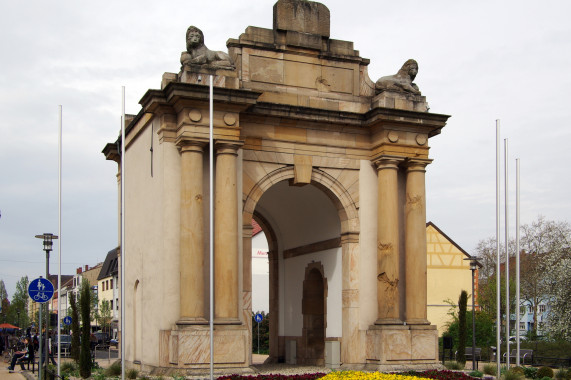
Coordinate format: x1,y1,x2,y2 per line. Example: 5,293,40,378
111,300,113,310
116,298,119,310
519,322,525,330
520,306,526,315
110,279,113,289
539,304,546,313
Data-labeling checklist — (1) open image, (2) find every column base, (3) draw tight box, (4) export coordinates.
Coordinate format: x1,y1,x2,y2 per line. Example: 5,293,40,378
176,317,208,325
405,318,430,325
214,317,242,325
375,318,403,325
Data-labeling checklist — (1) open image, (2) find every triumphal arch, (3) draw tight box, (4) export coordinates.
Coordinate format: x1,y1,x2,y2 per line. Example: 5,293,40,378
104,0,449,373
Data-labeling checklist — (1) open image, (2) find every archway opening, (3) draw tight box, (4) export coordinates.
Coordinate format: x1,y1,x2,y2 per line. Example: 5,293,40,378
252,179,341,364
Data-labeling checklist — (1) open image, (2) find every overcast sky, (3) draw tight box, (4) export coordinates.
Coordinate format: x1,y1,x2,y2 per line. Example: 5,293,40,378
1,0,570,298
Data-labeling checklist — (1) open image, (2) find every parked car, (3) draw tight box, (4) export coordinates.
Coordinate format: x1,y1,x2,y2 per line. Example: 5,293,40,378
51,334,72,356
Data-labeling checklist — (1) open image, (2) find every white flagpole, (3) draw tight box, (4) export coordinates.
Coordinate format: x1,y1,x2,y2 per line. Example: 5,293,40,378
515,158,521,365
57,105,62,378
209,75,214,380
121,86,126,380
504,138,510,366
495,120,501,375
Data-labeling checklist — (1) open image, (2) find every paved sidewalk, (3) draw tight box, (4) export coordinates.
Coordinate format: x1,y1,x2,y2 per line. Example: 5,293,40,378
0,365,30,380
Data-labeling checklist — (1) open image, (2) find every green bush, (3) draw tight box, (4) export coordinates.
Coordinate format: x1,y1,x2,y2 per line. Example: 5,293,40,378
469,370,483,378
542,377,554,380
524,366,539,379
483,363,497,375
126,368,139,379
504,368,525,380
444,361,464,370
555,369,568,380
106,360,122,376
511,367,526,376
537,367,555,379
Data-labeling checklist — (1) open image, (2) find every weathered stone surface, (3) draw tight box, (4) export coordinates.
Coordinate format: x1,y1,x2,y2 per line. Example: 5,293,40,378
273,0,330,37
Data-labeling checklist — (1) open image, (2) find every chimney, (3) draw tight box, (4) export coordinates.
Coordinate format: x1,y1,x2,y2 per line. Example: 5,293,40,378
77,267,82,274
84,265,89,271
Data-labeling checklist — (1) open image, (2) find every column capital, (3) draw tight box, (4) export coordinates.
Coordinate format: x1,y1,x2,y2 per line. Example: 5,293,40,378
176,138,207,153
404,158,432,172
372,156,403,171
215,140,244,156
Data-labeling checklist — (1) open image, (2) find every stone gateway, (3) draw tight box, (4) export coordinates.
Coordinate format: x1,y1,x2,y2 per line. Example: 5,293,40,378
103,0,450,374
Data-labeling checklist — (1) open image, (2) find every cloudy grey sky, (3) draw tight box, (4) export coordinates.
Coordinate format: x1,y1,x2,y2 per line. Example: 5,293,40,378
1,0,570,298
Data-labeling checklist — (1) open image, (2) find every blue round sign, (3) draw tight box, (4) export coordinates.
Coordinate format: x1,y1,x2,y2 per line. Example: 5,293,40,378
63,316,72,326
254,313,263,323
28,277,54,303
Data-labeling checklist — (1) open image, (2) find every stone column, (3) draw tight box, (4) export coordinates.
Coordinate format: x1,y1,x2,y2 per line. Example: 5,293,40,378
341,231,361,363
268,250,279,361
214,142,241,322
405,160,430,324
374,158,402,324
179,142,207,323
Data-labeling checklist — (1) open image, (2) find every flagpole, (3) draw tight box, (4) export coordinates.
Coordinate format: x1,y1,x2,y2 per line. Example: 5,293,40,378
121,86,126,380
57,105,62,378
515,158,521,365
495,120,501,375
504,138,510,366
209,75,214,380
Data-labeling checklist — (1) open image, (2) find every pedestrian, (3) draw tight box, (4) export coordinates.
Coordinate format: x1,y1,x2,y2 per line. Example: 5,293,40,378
7,337,30,372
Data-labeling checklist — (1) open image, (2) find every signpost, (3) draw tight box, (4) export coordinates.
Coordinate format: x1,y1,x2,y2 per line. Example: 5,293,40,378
254,313,263,354
29,277,54,380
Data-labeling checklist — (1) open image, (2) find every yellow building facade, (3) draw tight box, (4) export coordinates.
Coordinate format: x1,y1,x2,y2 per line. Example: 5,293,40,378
426,222,477,335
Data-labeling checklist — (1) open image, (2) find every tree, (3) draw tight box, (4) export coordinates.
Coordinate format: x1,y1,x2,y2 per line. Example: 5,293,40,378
520,217,571,337
457,291,468,364
9,276,30,328
70,291,80,362
79,279,92,378
546,257,571,340
97,300,112,335
0,279,8,302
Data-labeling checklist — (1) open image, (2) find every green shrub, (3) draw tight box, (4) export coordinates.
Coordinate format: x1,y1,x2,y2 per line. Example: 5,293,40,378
445,361,464,370
555,369,568,380
483,363,497,375
126,368,138,379
524,366,539,379
537,366,555,379
60,361,77,375
511,367,526,376
504,368,525,380
105,360,122,377
542,377,554,380
469,370,483,377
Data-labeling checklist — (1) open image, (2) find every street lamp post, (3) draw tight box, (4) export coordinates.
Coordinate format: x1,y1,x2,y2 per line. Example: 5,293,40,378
36,233,58,376
464,256,481,371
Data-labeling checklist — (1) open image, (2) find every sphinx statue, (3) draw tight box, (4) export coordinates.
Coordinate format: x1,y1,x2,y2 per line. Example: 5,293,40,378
375,59,421,95
180,26,235,70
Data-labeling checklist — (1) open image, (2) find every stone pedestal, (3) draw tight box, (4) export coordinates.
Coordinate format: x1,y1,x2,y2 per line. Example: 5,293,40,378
365,324,439,370
178,66,239,89
160,324,250,370
372,91,428,112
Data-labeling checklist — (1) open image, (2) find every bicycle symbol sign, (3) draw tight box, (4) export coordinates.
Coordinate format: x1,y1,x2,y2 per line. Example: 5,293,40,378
28,277,54,303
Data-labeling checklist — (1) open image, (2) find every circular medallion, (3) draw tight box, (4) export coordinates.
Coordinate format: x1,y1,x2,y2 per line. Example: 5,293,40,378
388,131,399,143
416,134,427,146
189,109,202,122
224,113,237,126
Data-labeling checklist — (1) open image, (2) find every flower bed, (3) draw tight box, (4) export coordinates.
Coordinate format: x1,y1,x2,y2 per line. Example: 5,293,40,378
218,370,478,380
